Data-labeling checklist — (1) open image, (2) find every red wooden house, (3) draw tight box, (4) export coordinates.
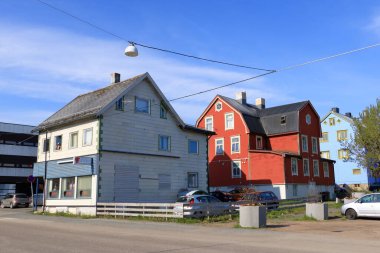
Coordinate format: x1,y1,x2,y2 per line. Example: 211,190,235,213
196,92,335,199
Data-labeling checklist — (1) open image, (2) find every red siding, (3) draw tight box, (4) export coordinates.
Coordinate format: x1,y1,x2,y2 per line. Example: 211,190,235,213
249,152,285,184
197,98,250,187
268,133,299,153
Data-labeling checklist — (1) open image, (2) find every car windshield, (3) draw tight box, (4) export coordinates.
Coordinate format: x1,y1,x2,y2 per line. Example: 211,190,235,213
15,194,28,198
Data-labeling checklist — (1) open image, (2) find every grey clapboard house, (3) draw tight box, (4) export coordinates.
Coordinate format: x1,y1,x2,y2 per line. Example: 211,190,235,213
33,72,213,215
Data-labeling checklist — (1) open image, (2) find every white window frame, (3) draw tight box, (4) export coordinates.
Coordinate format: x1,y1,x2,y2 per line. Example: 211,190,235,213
231,160,242,178
69,132,78,149
256,136,263,150
215,138,224,155
303,158,310,176
188,172,199,188
323,162,329,177
225,113,234,130
313,160,319,177
301,135,308,153
205,116,213,131
215,102,222,112
291,158,298,176
82,128,93,146
311,137,318,154
231,135,240,154
54,135,62,151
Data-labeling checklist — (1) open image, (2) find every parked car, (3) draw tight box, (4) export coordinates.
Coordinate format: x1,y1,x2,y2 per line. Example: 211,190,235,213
341,193,380,220
173,195,233,217
211,190,234,202
334,184,350,199
229,187,256,201
0,193,29,208
238,191,279,209
369,183,380,192
177,189,208,198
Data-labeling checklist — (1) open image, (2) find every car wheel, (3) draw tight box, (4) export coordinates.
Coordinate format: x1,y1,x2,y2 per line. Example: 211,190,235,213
345,209,357,220
10,203,14,209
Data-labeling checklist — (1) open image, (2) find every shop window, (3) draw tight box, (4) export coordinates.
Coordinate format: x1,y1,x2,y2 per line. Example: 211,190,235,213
77,176,92,198
61,177,75,198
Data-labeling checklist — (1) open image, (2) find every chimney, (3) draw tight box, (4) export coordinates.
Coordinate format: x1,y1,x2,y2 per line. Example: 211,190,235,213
345,112,352,118
111,73,120,83
331,107,340,113
256,98,265,109
236,91,247,105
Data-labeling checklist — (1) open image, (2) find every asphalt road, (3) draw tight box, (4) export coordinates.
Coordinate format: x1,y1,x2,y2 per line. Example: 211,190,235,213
0,208,379,253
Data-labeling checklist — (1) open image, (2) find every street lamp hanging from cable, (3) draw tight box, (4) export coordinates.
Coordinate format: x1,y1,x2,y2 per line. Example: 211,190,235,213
125,42,138,57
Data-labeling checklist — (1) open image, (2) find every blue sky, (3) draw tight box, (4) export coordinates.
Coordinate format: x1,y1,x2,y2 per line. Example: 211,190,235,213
0,0,379,126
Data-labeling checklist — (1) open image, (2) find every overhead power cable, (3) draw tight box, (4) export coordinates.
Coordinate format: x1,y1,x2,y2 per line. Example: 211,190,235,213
36,0,273,72
35,0,380,102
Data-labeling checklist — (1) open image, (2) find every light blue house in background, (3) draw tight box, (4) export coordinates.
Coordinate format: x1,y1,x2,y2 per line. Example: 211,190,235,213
320,107,378,190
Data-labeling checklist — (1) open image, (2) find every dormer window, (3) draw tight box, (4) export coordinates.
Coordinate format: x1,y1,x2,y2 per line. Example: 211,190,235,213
281,115,287,125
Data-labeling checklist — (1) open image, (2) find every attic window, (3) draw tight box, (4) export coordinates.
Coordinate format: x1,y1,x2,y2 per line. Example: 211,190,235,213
215,102,222,112
115,96,124,111
135,97,150,114
160,103,167,119
281,115,287,125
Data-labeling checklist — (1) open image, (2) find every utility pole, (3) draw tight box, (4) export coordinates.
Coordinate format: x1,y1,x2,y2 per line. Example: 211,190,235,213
42,130,48,213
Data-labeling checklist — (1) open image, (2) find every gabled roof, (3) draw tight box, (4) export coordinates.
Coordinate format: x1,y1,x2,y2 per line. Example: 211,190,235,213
320,111,354,124
205,95,311,136
34,73,213,135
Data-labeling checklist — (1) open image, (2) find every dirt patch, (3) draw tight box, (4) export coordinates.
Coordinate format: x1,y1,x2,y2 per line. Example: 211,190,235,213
267,219,380,240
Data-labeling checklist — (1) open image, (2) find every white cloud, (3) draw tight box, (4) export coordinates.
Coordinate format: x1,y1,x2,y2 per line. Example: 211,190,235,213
0,23,295,125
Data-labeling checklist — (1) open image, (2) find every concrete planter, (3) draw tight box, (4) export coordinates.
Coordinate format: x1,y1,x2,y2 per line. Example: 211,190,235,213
239,205,266,228
305,203,328,221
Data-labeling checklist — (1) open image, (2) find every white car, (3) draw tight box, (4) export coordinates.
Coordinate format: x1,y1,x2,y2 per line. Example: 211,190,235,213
341,193,380,220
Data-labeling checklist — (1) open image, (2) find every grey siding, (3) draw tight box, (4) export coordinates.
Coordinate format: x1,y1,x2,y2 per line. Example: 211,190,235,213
98,80,208,202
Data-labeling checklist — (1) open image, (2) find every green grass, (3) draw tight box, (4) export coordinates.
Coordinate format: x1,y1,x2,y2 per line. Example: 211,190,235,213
267,206,305,220
34,211,95,219
293,215,317,221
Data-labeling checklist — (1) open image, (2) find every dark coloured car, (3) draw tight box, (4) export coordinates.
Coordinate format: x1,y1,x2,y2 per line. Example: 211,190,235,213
239,191,279,209
369,183,380,192
0,193,29,208
229,187,256,201
334,185,350,199
211,190,234,202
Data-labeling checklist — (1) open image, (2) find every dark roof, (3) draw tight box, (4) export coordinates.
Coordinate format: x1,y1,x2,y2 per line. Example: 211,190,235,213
220,95,309,135
182,125,215,135
34,73,145,131
260,101,309,117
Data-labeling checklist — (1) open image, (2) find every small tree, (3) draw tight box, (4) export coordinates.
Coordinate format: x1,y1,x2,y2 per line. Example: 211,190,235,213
343,99,380,177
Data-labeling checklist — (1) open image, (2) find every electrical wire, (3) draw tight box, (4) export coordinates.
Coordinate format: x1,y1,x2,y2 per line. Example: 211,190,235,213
35,0,273,72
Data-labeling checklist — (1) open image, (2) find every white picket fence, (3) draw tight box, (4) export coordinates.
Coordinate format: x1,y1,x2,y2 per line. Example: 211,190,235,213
96,202,182,218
